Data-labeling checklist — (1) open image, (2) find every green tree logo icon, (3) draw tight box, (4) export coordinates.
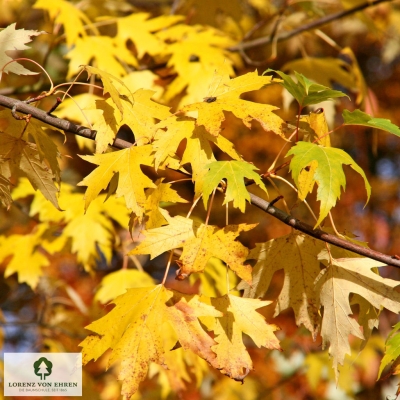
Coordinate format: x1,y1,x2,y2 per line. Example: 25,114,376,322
33,357,53,380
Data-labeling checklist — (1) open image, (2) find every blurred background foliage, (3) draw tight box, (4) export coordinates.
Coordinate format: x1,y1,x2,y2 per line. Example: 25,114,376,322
1,0,400,399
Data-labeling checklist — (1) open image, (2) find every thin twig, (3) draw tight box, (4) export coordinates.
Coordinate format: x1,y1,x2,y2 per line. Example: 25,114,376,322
228,0,393,52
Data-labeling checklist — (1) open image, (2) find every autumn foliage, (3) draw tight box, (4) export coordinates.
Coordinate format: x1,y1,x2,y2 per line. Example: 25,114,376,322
1,0,400,399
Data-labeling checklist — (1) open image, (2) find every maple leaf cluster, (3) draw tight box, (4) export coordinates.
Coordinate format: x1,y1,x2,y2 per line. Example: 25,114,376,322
1,1,400,399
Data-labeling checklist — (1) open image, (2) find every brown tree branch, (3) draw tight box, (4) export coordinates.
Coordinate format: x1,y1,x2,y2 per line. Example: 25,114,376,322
228,0,394,52
0,94,132,149
249,194,400,268
1,95,400,268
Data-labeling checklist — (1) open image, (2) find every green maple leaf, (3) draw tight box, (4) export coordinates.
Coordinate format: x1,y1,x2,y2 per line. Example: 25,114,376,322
379,322,400,378
202,160,267,212
287,141,370,227
265,69,347,107
343,110,400,137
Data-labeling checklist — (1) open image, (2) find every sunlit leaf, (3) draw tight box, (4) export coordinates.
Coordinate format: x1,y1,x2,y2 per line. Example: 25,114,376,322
182,67,285,137
0,23,45,78
239,233,324,337
78,145,155,219
203,160,267,212
80,285,221,397
287,141,370,227
178,223,256,284
317,250,400,381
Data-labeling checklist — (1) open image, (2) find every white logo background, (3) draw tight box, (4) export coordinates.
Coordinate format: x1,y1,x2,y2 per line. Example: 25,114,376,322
4,353,82,396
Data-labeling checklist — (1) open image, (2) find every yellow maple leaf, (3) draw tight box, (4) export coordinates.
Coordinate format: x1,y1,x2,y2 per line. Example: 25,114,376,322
33,0,94,47
156,25,238,104
80,285,221,398
0,175,12,208
154,116,243,166
95,269,155,304
150,347,209,397
54,93,99,150
153,116,197,169
129,209,198,259
166,291,222,368
64,195,128,270
316,250,400,382
66,36,137,79
189,257,239,297
54,93,100,125
0,223,49,288
212,375,260,400
117,13,184,58
82,65,128,117
153,115,242,197
0,110,62,183
204,294,280,381
178,223,256,284
87,88,170,153
0,23,45,79
350,293,379,348
121,71,164,100
63,205,115,272
13,179,130,272
143,179,188,229
181,66,285,137
0,133,60,209
239,233,325,337
299,110,331,147
297,159,318,201
78,145,155,218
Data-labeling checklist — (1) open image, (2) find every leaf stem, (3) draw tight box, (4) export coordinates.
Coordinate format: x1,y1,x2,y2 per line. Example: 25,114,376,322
167,178,193,184
54,91,94,130
1,58,54,91
122,255,129,270
129,254,144,272
296,106,303,143
162,251,174,285
268,128,297,172
205,188,217,225
270,175,319,223
313,124,344,144
56,69,86,101
187,196,201,218
266,177,291,214
328,212,343,238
